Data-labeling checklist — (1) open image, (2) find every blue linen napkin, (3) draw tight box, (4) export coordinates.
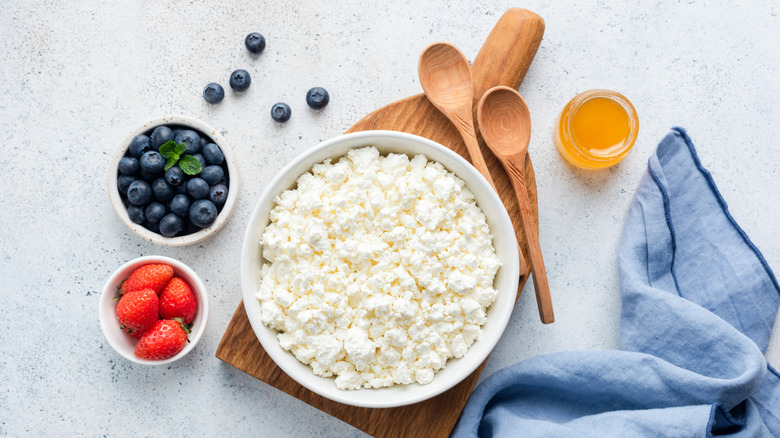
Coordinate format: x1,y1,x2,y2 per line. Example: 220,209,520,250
452,128,780,437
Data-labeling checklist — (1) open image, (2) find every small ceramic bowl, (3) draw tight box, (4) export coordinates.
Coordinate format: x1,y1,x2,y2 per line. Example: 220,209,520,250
108,115,239,246
99,255,209,365
240,130,520,408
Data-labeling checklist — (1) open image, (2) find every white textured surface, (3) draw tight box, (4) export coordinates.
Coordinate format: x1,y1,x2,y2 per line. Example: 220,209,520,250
1,0,778,436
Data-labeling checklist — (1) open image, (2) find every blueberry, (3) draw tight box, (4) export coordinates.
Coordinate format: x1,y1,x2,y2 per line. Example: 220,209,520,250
174,130,201,155
117,175,135,194
150,126,174,149
175,181,190,195
202,143,224,165
189,199,218,228
245,32,266,54
165,166,185,186
127,180,152,206
140,169,157,182
192,154,206,169
271,102,291,123
209,183,228,207
159,213,186,237
230,69,251,92
140,151,165,175
169,194,191,218
129,135,152,158
203,83,225,104
198,136,208,151
306,87,330,110
144,220,160,234
118,156,140,175
127,204,145,224
187,178,209,200
144,202,167,223
201,165,225,186
152,178,175,203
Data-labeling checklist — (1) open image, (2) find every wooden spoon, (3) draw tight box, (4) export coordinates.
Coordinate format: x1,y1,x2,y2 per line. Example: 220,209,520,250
418,42,498,192
418,42,529,274
477,86,554,324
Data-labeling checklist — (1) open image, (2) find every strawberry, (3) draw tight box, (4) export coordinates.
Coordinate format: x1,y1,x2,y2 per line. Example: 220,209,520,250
115,289,159,339
134,319,190,360
120,263,174,295
158,277,198,324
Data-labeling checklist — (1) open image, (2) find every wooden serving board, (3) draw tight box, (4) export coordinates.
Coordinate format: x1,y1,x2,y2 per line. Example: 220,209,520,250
216,8,544,437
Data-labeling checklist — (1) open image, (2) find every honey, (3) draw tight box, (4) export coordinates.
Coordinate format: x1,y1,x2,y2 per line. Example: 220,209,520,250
555,89,638,169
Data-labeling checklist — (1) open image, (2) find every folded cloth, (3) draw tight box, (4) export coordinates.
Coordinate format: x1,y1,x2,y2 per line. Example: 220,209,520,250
452,128,780,437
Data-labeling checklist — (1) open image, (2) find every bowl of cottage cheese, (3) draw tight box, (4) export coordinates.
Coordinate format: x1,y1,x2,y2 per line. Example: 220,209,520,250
240,130,519,408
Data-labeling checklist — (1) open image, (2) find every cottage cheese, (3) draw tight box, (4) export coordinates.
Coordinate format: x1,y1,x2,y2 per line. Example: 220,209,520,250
257,146,501,390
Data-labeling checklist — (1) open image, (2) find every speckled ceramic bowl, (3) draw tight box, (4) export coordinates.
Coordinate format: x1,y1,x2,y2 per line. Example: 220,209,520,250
99,255,209,365
108,115,239,246
240,130,520,408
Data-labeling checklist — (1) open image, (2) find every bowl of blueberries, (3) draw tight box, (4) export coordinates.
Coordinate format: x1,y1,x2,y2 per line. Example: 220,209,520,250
108,115,239,246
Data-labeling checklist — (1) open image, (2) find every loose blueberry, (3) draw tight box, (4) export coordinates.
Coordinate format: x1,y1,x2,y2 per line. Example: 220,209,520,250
144,202,167,223
192,154,206,169
159,213,185,237
127,204,145,224
140,151,165,175
152,178,175,203
245,32,266,54
187,178,209,200
189,199,218,228
165,166,185,186
202,143,224,165
150,126,174,149
175,130,201,155
203,83,225,104
229,69,251,92
169,194,191,218
271,102,291,123
129,135,152,158
209,183,228,207
127,180,152,206
117,175,135,194
200,165,225,186
306,87,330,110
118,156,140,175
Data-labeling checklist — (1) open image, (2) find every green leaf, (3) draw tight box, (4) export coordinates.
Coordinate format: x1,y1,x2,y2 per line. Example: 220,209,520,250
178,155,203,175
159,140,179,159
164,157,178,171
174,142,186,156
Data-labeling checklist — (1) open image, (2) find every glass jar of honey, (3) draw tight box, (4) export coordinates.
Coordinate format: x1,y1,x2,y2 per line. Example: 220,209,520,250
554,89,639,169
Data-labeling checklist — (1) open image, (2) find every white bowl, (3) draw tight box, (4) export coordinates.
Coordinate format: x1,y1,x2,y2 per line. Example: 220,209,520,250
99,255,209,365
240,130,519,407
108,115,240,246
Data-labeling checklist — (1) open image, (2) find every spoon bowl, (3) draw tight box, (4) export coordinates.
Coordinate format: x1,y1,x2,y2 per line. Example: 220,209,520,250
478,87,532,159
418,43,474,110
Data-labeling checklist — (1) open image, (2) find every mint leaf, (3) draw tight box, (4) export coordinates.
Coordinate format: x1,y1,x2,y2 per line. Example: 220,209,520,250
159,140,179,159
174,142,186,156
178,155,202,175
164,157,178,171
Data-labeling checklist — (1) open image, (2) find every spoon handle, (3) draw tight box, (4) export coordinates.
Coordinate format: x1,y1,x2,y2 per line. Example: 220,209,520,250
504,157,554,324
454,117,498,192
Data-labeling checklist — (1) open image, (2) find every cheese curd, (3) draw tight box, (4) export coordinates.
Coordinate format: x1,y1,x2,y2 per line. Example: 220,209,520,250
257,146,501,390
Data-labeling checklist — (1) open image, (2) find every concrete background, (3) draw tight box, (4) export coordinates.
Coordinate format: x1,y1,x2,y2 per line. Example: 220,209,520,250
1,0,778,436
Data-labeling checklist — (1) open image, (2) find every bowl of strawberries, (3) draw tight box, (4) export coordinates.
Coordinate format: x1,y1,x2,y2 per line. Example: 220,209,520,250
99,255,209,364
